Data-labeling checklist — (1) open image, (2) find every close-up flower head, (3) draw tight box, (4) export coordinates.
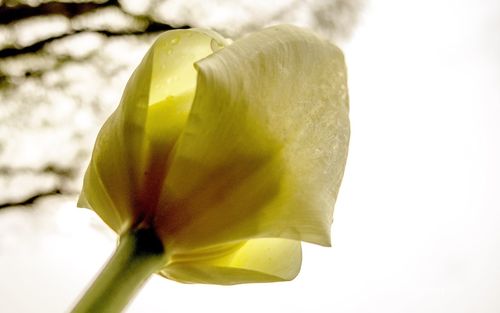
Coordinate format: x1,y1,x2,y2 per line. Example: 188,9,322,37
70,24,349,312
79,24,349,283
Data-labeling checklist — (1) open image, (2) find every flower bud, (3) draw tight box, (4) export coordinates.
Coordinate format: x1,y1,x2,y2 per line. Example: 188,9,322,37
79,25,349,284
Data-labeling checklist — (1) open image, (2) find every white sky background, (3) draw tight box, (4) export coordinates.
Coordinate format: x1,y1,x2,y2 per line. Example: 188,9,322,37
0,0,499,312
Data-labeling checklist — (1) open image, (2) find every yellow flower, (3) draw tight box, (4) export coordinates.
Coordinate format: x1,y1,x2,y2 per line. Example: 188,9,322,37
78,25,349,285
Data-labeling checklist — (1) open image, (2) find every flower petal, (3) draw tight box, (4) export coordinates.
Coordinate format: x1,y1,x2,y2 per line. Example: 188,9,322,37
161,238,301,285
78,29,229,233
157,25,349,250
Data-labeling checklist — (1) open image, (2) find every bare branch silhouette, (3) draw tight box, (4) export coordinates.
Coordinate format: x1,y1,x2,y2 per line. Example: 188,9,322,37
0,0,119,25
0,189,63,209
0,22,187,58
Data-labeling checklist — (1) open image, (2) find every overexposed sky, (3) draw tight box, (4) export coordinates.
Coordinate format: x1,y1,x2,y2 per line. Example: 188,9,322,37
0,0,499,312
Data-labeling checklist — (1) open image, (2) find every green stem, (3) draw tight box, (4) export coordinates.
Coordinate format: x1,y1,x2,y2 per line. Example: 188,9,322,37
71,228,167,313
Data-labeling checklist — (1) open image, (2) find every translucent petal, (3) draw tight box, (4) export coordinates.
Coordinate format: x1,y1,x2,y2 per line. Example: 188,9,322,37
78,29,228,233
157,25,349,249
161,238,302,285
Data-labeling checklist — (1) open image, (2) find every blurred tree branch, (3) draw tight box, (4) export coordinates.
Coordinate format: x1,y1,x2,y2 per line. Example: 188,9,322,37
0,188,62,209
0,0,187,58
0,0,119,25
0,23,186,58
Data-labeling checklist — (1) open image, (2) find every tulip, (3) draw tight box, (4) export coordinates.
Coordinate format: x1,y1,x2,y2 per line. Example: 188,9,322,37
71,24,349,313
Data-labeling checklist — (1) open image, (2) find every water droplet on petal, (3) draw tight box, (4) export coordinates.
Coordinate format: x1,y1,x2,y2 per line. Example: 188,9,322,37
170,37,179,45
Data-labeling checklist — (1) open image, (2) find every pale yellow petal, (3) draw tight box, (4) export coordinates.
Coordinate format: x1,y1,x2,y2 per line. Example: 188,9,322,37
157,25,349,249
161,238,301,285
78,29,229,233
